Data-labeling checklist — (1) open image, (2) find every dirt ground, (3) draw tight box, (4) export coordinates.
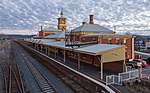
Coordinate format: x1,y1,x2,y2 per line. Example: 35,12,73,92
127,79,150,93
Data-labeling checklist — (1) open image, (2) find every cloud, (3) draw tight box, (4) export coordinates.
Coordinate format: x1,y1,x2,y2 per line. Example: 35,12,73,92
0,0,150,35
0,29,37,35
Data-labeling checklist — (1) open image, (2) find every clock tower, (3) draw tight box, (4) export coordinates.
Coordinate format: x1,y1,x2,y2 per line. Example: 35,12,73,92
57,9,67,31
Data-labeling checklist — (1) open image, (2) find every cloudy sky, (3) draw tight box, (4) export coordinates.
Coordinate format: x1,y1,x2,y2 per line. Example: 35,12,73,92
0,0,150,35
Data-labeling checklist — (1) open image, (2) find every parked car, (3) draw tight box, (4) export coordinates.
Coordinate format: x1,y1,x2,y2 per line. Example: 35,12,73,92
126,59,148,68
143,57,150,64
133,59,148,67
126,60,142,68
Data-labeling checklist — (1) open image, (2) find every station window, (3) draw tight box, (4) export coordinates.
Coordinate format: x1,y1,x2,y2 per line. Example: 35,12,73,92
108,40,112,44
92,38,96,41
120,42,122,45
123,39,127,45
98,38,101,43
116,39,120,44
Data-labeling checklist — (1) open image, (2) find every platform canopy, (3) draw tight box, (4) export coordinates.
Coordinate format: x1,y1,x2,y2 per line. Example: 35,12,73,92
41,41,124,55
75,44,125,55
37,39,55,44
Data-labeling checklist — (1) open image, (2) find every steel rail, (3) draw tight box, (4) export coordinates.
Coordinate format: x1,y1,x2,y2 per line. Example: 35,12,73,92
0,63,8,93
20,48,58,93
10,66,23,93
0,56,25,93
16,62,26,93
11,43,26,93
9,66,11,93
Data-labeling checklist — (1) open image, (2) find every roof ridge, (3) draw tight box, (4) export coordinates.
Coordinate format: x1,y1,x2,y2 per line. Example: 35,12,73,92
81,23,88,32
59,31,64,37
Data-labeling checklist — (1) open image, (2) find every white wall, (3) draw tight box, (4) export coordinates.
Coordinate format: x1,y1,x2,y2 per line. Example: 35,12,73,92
146,42,150,50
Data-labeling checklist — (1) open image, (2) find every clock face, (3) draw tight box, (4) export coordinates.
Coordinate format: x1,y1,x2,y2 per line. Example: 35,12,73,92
62,20,64,23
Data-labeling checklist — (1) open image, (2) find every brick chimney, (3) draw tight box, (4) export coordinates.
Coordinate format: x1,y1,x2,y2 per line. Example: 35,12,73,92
41,26,43,31
89,15,94,24
82,22,86,24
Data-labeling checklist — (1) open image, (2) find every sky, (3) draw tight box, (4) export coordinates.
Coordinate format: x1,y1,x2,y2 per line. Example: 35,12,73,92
0,0,150,35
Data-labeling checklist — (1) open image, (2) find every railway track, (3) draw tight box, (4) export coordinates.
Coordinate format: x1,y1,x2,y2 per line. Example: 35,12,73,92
17,41,108,93
17,41,91,93
19,48,58,93
0,41,26,93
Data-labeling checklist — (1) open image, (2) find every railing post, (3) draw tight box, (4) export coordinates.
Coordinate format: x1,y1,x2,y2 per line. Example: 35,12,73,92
106,76,108,85
118,75,120,84
139,66,142,79
120,77,122,85
113,74,115,85
129,71,131,79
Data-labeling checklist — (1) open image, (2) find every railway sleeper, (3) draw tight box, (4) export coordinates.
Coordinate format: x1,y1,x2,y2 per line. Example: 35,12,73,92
19,44,98,93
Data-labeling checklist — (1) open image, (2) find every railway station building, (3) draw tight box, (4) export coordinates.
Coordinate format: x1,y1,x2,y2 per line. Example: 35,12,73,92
23,39,126,79
23,10,136,78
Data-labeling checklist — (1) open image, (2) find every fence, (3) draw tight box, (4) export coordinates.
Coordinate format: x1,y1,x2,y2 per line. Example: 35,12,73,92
126,66,132,72
106,75,122,85
106,69,139,85
119,69,139,81
142,69,150,79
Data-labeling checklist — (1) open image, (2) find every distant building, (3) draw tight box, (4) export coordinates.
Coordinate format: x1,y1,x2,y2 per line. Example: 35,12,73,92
24,39,126,73
71,15,115,41
44,31,66,41
27,11,137,73
39,27,61,38
135,36,150,46
68,15,135,60
81,34,135,60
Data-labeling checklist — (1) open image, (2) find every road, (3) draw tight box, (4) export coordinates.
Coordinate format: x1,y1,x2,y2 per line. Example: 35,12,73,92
134,51,150,78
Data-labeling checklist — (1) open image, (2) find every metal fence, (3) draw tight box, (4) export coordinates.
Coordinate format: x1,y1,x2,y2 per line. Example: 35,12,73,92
106,75,122,85
142,69,150,79
119,69,139,81
106,69,139,85
126,66,132,72
106,75,114,85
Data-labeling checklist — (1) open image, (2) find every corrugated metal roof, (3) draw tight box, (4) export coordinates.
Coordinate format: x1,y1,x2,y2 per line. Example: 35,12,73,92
76,44,122,54
38,39,55,44
44,31,65,39
82,33,131,37
41,41,123,55
72,23,114,33
44,41,67,48
24,39,124,55
31,39,55,44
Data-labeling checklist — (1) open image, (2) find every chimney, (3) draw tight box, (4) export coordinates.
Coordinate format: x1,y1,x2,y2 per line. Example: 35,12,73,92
89,15,94,24
114,26,117,31
41,26,43,31
82,22,86,24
